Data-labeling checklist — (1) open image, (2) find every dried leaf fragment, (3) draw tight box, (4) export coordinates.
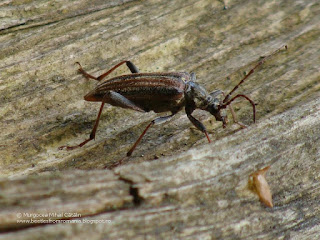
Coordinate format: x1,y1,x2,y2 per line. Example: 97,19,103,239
249,166,273,208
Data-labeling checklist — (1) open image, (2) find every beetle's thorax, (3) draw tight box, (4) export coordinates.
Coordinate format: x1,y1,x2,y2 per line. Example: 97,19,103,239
184,81,219,110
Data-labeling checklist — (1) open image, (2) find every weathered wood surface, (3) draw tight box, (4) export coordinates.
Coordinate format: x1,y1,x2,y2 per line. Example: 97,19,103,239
0,0,319,239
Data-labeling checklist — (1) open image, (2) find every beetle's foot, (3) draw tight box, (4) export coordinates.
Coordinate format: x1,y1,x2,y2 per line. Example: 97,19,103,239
75,63,86,75
75,62,83,72
107,156,128,169
75,62,97,81
236,122,247,129
75,61,82,68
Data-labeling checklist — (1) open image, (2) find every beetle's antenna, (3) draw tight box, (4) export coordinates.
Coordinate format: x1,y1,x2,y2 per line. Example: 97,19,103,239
223,45,287,103
219,94,256,123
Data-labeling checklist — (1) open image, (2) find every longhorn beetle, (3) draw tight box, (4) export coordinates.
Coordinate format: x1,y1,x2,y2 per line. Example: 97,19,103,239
59,45,287,157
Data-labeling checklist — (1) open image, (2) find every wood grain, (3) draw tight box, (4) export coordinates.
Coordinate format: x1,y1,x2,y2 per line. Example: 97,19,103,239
0,0,319,239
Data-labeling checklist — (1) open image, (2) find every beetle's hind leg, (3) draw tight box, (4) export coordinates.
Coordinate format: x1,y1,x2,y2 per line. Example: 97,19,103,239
59,91,145,151
75,62,98,81
76,60,139,82
58,100,106,150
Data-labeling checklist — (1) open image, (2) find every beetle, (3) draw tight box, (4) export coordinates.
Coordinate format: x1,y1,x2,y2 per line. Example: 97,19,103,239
59,45,287,157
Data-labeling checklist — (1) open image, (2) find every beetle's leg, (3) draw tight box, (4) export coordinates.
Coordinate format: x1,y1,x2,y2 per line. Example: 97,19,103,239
76,60,139,82
187,114,211,143
59,91,145,150
59,101,106,150
185,105,211,142
125,61,139,74
127,114,175,156
75,62,98,81
108,91,145,112
227,103,247,129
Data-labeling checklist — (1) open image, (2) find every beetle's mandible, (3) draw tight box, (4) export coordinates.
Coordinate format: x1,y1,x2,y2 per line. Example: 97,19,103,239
59,46,287,157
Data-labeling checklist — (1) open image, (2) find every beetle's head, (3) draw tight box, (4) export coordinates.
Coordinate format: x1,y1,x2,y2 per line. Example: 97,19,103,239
185,81,228,127
206,100,228,128
205,90,228,128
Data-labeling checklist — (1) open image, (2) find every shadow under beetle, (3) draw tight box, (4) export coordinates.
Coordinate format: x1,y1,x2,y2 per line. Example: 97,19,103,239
59,46,287,157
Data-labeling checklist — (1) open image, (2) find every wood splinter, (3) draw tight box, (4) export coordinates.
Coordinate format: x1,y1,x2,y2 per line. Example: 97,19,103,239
248,166,273,208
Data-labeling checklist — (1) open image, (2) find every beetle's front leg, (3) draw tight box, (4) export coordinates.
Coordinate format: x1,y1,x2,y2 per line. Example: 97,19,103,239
227,104,247,129
187,114,211,143
185,105,211,143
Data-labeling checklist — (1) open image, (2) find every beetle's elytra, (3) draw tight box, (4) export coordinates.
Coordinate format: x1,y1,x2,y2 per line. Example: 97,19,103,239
59,45,287,159
84,72,187,113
